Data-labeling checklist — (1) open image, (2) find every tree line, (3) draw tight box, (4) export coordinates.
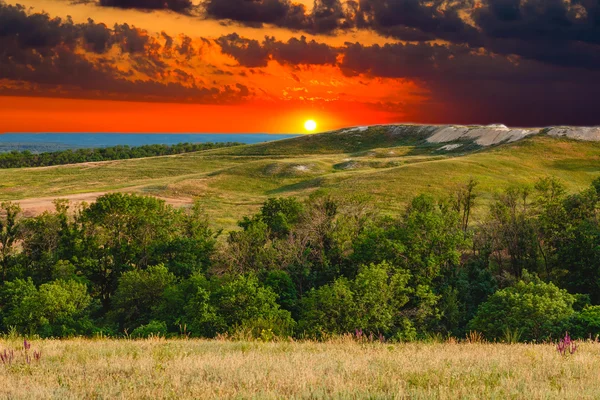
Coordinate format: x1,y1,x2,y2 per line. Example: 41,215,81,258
0,142,241,169
0,176,599,341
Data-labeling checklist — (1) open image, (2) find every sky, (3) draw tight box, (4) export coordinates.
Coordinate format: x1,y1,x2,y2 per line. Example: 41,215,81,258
1,0,600,133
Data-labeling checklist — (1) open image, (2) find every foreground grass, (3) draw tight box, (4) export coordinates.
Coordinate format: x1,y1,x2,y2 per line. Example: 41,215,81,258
1,338,599,399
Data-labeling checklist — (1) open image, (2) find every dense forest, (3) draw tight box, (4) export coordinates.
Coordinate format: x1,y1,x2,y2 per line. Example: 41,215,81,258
0,177,599,342
0,142,241,168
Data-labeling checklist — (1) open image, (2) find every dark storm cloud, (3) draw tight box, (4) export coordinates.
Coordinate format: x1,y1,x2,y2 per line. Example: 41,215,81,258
201,0,478,40
203,0,353,33
339,40,600,126
474,0,600,69
355,0,480,43
0,2,251,103
217,33,270,67
202,0,600,73
98,0,194,13
475,0,600,44
267,35,338,65
204,0,308,28
217,34,338,66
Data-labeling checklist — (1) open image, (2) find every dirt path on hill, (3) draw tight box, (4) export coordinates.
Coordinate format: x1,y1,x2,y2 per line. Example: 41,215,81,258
13,191,193,216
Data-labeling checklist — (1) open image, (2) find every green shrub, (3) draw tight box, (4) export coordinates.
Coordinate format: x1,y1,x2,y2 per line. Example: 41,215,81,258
0,278,92,337
468,278,576,342
111,264,176,331
568,306,600,339
298,262,419,339
185,274,294,337
131,320,168,338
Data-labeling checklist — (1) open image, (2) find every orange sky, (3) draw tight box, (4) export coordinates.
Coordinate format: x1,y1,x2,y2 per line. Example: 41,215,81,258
0,97,400,134
0,0,432,133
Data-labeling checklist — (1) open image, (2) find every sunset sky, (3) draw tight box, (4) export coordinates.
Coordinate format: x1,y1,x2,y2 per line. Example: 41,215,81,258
1,0,600,133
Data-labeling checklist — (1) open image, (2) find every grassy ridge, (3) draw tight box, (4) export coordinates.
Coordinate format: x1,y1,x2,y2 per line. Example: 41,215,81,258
0,338,598,399
1,128,599,229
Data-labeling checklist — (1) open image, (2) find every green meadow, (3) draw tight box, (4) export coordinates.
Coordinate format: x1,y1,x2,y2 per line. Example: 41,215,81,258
1,128,599,228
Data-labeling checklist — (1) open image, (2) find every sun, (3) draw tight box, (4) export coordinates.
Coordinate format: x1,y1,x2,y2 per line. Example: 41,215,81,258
304,119,317,132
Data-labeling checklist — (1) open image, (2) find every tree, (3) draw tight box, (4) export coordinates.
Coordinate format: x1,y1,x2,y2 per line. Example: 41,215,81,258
453,178,478,232
150,202,218,277
208,274,294,337
0,279,92,337
110,264,177,331
0,202,20,281
485,186,540,278
468,276,576,341
256,197,303,239
299,262,419,340
78,193,178,309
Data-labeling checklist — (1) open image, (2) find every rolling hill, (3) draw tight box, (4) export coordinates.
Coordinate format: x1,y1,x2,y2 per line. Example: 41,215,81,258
2,124,599,229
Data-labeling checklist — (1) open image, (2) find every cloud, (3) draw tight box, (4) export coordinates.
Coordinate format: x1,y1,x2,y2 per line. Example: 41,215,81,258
474,0,600,69
98,0,194,13
4,1,600,126
203,0,600,74
338,39,600,126
355,0,480,43
217,33,270,67
217,33,338,67
267,35,338,65
0,3,251,103
203,0,353,33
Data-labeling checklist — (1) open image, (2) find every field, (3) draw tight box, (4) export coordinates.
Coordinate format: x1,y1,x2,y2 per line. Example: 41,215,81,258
2,126,600,229
1,338,599,399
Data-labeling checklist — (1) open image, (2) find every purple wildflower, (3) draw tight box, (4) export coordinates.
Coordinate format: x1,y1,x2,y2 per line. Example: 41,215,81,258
557,332,577,356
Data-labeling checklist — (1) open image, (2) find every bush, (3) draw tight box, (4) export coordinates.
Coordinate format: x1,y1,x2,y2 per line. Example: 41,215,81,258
298,262,418,339
185,274,295,337
213,274,295,336
131,320,168,338
111,265,177,331
0,278,92,337
468,277,576,342
568,306,600,340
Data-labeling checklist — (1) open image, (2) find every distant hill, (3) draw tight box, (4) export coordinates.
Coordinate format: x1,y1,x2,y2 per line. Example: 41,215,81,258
2,124,599,229
211,124,600,155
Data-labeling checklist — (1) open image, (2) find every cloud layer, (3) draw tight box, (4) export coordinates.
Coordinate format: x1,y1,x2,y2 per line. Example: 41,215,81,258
2,0,600,126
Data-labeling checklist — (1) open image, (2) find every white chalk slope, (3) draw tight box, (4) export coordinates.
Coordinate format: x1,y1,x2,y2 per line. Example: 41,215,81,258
426,124,600,147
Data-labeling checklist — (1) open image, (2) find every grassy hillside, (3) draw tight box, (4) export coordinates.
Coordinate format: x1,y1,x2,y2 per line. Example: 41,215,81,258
1,338,598,399
1,126,599,229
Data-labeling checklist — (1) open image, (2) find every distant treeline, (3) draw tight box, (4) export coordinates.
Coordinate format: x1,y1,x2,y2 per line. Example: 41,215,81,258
0,142,242,168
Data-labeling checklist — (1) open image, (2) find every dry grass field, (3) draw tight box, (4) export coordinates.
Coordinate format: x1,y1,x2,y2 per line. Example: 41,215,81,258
1,338,599,399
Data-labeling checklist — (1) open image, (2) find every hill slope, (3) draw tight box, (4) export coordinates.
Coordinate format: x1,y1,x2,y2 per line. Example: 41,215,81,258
1,124,599,228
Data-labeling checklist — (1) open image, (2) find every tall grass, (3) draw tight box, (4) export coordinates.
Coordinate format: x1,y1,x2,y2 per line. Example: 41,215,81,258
1,338,599,399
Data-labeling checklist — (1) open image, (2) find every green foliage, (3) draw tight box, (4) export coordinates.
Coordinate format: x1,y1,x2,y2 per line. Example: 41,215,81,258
111,265,177,331
299,262,420,339
0,177,599,342
469,277,576,341
131,320,168,338
0,278,92,337
210,274,295,337
262,270,298,314
0,202,21,281
568,306,600,340
150,202,218,278
257,197,303,238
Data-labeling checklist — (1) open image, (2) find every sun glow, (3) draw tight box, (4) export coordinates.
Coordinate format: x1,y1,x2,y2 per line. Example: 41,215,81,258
304,119,317,132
